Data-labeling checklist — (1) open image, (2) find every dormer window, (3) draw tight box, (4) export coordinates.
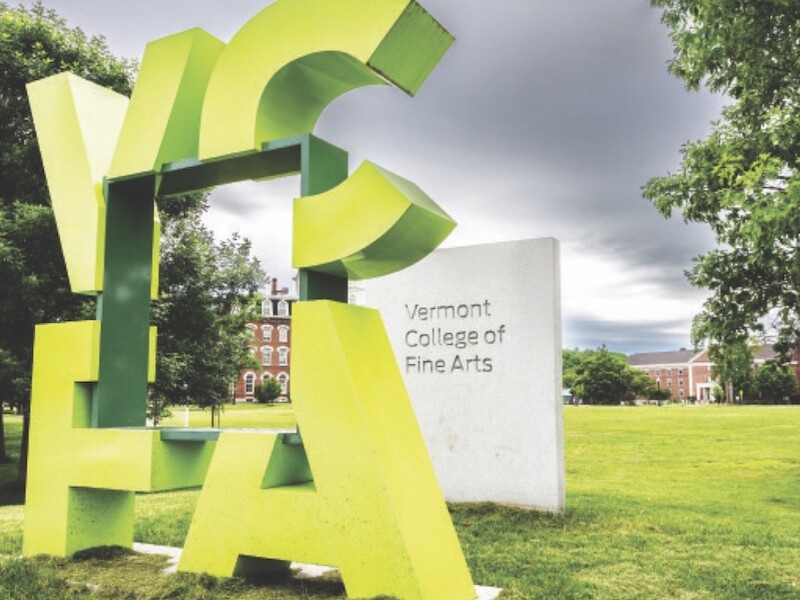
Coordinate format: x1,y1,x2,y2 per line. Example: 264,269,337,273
277,300,289,317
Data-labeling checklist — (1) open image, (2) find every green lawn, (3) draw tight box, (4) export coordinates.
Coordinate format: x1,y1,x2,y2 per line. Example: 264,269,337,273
158,402,297,429
1,404,799,599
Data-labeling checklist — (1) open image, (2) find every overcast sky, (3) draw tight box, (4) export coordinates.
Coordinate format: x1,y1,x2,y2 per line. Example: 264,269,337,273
28,0,727,354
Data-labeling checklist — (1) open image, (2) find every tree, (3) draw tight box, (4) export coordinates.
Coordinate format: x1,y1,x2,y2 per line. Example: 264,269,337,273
644,1,800,362
562,348,594,390
700,332,756,404
150,209,266,425
748,362,798,404
0,348,22,462
0,2,134,209
647,387,672,405
571,346,646,405
629,367,656,401
0,2,133,475
255,379,282,404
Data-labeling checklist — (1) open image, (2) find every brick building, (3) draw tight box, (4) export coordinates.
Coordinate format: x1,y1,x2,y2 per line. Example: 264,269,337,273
628,346,800,402
233,278,296,402
628,349,711,402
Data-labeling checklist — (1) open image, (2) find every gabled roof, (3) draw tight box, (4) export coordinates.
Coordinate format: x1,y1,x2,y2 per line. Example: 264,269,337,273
628,349,696,366
629,345,782,367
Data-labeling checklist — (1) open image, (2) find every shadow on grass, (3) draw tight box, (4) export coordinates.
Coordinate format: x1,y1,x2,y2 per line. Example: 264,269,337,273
235,569,348,598
449,500,598,533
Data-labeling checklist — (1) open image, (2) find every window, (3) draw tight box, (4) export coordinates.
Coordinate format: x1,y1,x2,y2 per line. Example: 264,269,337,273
278,326,289,343
667,368,672,377
278,347,289,366
277,372,289,394
261,324,273,341
244,372,256,395
667,378,672,386
679,389,685,397
261,347,273,366
679,368,684,376
262,300,273,317
678,378,684,386
278,300,289,317
656,369,661,377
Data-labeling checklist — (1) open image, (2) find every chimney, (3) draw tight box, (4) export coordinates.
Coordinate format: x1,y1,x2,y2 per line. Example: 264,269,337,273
270,277,277,296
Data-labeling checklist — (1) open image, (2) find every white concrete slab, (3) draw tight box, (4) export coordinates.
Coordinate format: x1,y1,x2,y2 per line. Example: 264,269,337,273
475,584,503,599
357,238,565,512
133,542,181,573
133,543,501,597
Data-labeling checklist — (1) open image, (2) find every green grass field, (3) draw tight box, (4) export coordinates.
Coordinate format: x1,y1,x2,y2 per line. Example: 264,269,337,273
159,402,298,429
0,404,798,599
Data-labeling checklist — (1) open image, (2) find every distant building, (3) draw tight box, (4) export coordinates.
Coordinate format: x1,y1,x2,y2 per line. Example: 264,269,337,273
233,278,296,403
628,346,800,402
628,348,710,402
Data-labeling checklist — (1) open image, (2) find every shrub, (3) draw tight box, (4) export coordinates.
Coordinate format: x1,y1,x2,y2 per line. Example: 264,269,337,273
255,379,282,404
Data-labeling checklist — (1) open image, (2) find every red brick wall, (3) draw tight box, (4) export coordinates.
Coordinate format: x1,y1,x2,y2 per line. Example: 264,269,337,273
639,365,691,400
234,316,292,402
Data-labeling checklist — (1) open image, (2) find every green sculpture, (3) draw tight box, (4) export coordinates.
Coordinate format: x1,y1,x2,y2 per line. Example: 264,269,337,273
24,2,474,598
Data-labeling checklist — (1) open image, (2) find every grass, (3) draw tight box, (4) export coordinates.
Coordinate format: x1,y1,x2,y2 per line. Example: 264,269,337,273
1,404,799,598
474,405,800,599
159,402,297,429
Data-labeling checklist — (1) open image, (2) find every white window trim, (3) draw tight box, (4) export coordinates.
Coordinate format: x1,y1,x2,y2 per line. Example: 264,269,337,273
261,346,273,366
277,372,289,393
278,300,289,317
278,346,289,366
244,371,257,395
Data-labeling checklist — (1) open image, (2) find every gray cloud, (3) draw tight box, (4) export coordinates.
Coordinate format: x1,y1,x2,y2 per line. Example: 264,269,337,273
315,1,724,264
564,316,696,355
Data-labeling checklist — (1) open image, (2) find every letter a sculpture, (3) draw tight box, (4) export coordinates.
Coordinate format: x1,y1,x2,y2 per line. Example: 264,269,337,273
23,1,476,599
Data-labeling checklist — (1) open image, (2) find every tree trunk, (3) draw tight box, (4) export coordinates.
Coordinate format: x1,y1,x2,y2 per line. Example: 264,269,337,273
17,407,30,488
0,409,8,462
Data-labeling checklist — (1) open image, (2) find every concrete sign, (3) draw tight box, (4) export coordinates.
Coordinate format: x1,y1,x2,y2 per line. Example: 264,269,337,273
360,238,565,511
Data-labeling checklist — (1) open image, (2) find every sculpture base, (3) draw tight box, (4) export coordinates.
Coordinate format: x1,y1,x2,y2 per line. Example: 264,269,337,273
133,543,502,598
